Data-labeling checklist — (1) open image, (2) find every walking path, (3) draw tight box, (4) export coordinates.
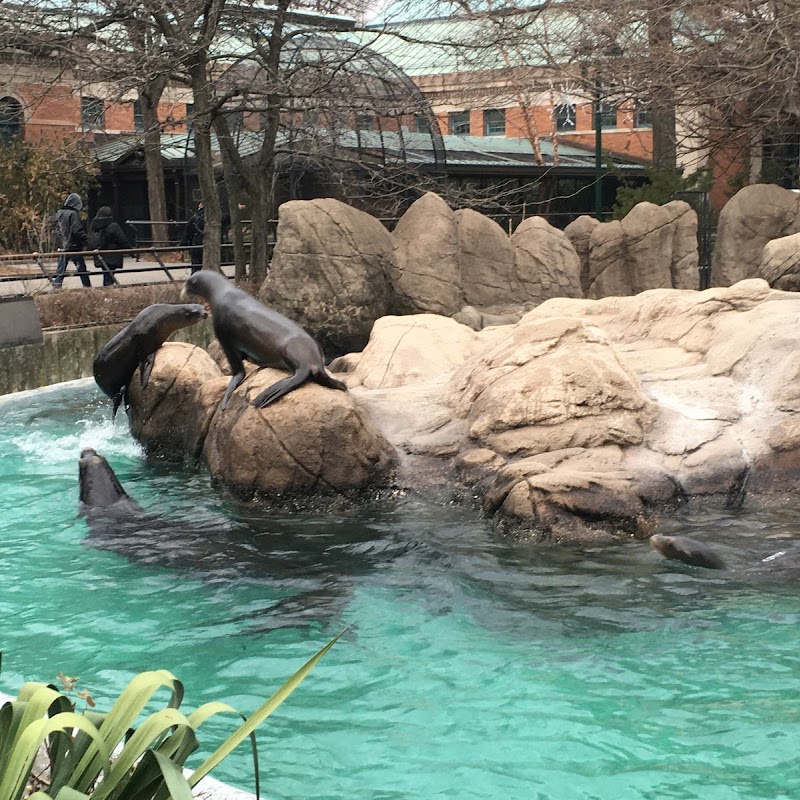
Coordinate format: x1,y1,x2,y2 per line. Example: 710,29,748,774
0,257,237,297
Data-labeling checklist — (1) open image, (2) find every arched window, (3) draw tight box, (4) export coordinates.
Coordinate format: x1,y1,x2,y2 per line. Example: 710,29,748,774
0,96,23,144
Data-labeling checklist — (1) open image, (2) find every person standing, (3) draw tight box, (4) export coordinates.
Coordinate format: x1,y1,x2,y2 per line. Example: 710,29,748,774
53,192,90,288
181,202,205,273
88,206,131,287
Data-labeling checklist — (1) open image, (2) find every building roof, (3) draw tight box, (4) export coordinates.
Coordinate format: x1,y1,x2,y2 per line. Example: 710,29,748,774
92,129,644,173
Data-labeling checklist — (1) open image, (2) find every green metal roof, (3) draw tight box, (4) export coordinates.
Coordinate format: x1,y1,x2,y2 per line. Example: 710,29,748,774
92,129,644,172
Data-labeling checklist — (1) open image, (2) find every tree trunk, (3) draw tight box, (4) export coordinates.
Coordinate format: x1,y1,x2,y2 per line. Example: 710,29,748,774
214,116,248,279
139,78,169,248
648,2,677,169
188,56,222,271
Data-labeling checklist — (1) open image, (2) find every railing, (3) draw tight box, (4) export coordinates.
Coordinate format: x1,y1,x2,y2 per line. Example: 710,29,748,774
0,244,226,289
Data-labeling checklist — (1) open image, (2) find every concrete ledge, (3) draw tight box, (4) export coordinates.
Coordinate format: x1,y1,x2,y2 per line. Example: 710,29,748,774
0,319,215,397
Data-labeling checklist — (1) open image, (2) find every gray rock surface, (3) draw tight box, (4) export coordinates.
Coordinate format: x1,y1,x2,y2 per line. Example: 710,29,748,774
712,183,800,287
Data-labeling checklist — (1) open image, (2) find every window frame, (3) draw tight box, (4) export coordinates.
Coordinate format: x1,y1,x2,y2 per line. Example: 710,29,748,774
554,102,576,132
449,110,470,136
81,95,105,131
483,108,506,137
0,96,23,144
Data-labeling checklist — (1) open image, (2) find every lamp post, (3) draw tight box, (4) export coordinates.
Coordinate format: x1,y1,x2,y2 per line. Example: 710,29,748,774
594,78,603,220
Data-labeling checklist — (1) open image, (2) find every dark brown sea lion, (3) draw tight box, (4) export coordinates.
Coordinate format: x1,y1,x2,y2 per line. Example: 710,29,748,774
93,303,208,418
649,534,727,570
182,270,346,410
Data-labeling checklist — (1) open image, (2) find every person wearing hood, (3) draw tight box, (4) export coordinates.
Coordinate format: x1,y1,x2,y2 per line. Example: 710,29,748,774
52,192,90,288
180,202,205,273
88,206,131,286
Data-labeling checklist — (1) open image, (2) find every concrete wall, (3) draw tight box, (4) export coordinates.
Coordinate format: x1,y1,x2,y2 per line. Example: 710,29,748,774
0,319,216,397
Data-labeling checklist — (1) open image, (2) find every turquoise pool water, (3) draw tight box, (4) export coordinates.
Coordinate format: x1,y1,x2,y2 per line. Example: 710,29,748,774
2,381,800,799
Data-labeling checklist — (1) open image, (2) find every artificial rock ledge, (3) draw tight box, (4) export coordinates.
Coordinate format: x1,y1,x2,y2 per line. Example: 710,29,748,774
128,279,800,544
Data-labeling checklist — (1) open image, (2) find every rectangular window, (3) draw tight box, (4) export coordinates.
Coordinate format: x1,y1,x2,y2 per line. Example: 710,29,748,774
185,102,194,133
554,103,576,132
415,114,431,134
355,113,373,131
449,110,470,135
591,99,617,130
133,98,144,132
634,100,652,128
483,108,506,136
81,96,105,131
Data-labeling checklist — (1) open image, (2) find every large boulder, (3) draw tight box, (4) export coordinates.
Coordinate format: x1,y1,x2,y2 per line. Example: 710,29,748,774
391,192,464,315
510,217,583,302
338,314,477,389
712,183,800,287
564,215,600,294
758,231,800,290
127,342,223,459
203,368,397,499
586,201,698,297
455,208,517,307
259,198,395,355
450,316,654,457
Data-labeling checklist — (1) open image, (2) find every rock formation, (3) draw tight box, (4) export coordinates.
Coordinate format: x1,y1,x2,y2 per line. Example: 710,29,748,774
586,200,698,298
259,198,396,355
758,231,800,291
712,183,800,287
129,279,800,545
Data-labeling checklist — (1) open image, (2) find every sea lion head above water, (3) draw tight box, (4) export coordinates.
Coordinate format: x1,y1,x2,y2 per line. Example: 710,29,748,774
78,447,134,512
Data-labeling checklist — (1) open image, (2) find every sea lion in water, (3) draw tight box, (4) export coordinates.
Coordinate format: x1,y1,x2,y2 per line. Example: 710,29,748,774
77,447,355,630
649,534,727,570
650,533,800,576
181,270,346,410
93,303,208,418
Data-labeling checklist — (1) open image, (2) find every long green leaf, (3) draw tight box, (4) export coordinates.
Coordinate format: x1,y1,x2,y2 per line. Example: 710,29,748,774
92,708,192,800
188,630,344,787
150,752,193,800
48,712,109,796
0,713,110,800
68,671,181,795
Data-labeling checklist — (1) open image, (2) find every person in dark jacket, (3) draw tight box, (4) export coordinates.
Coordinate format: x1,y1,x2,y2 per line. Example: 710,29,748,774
181,202,205,273
53,192,90,288
88,206,131,286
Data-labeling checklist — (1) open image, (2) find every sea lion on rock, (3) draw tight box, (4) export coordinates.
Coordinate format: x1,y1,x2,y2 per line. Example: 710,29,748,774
93,303,208,418
182,270,346,410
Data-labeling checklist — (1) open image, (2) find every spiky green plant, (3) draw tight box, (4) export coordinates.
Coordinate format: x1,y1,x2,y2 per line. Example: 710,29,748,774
0,632,342,800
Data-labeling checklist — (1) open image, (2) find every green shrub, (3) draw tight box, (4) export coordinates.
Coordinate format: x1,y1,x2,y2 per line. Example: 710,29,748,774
0,632,341,800
612,165,712,219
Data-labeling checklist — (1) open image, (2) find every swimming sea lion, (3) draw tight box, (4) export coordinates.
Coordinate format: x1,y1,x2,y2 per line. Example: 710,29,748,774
77,448,356,630
93,303,208,418
649,533,800,578
181,270,346,410
649,534,727,570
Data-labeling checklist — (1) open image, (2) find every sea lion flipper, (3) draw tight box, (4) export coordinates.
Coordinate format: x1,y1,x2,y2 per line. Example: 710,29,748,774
221,372,246,411
252,368,311,408
111,391,123,420
314,368,347,392
140,353,156,388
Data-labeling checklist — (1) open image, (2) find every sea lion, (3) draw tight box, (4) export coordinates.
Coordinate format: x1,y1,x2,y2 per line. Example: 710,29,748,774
93,303,208,418
77,448,356,630
181,270,346,410
649,533,800,576
649,534,727,570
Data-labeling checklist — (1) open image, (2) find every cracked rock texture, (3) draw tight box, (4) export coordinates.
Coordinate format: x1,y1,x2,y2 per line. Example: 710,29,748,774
259,198,395,355
128,342,397,499
586,200,698,298
335,279,800,543
758,231,800,290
